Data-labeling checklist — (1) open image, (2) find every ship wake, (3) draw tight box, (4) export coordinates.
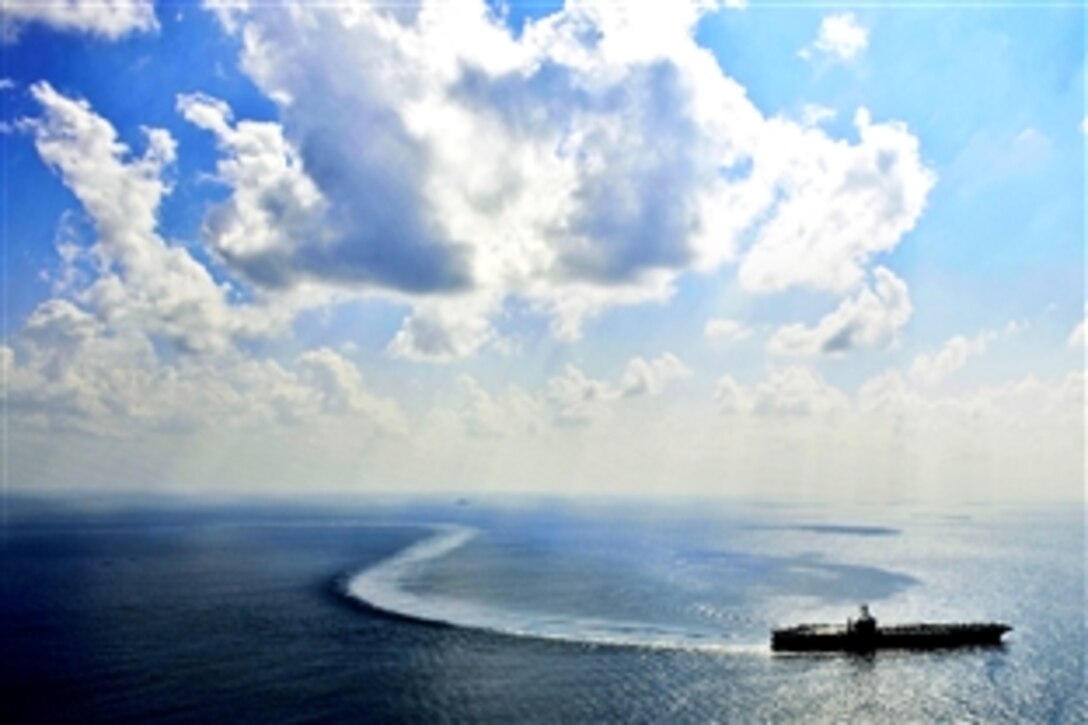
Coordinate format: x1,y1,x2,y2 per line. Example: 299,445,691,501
343,524,766,655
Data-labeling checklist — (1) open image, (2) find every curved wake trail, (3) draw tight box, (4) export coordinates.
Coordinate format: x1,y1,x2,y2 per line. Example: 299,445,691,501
344,525,767,655
346,524,480,625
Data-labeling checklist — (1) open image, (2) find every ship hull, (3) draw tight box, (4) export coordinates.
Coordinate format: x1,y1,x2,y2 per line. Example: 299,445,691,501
771,623,1011,653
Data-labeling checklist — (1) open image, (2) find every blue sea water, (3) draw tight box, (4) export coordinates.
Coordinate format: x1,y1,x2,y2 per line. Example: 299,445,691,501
1,496,1084,722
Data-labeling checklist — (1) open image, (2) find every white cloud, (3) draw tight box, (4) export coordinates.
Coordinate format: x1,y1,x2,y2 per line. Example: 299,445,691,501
180,90,514,363
800,103,836,128
713,366,847,417
178,85,469,293
909,330,998,387
177,92,330,289
751,366,848,416
858,368,1085,437
619,353,691,397
386,297,498,362
714,374,750,414
453,375,543,438
547,363,615,427
704,318,752,343
545,351,691,425
201,0,250,33
3,0,157,41
856,369,916,419
800,13,868,62
1067,319,1085,349
298,347,407,432
196,0,932,357
700,364,1084,499
539,276,677,343
6,83,405,443
25,83,285,354
767,266,912,357
2,2,1080,503
3,311,405,436
20,298,101,357
738,111,934,294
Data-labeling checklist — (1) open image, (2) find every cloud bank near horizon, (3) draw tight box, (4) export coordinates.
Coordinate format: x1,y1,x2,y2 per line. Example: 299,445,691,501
1,1,1082,501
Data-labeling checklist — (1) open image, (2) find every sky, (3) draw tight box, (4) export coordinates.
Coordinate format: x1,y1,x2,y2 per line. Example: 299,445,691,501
1,0,1083,502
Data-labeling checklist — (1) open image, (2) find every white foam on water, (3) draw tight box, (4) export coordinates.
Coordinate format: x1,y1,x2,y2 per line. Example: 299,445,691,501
345,524,768,656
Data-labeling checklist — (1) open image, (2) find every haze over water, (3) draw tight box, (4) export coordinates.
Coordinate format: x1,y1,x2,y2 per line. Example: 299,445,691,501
3,496,1083,722
2,1,1084,722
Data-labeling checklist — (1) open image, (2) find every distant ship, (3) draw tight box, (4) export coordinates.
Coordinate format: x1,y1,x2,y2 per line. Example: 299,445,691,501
771,605,1011,652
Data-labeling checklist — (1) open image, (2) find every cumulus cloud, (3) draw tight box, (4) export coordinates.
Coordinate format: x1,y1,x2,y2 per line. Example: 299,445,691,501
453,375,543,438
715,373,750,414
704,318,752,342
386,297,498,362
198,0,933,357
180,87,470,294
738,112,934,294
800,13,868,62
25,83,283,354
224,1,708,295
619,353,691,397
545,352,691,425
547,364,615,427
297,348,407,432
5,82,404,442
714,366,847,417
3,0,157,41
3,311,405,437
856,369,917,419
767,266,912,357
751,366,848,416
858,368,1085,440
709,361,1085,461
177,92,331,290
20,299,102,361
909,330,999,387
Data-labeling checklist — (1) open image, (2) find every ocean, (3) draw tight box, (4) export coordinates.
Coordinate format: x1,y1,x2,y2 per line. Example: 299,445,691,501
2,496,1083,723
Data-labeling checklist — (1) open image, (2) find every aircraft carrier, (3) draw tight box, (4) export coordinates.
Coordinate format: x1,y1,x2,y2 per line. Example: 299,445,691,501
771,605,1011,652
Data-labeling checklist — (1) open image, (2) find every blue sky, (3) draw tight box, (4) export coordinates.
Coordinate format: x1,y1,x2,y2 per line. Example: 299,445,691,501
1,1,1083,501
